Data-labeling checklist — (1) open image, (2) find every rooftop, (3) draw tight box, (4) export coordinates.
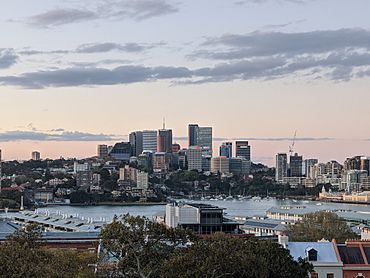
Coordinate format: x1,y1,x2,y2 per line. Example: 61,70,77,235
288,242,340,263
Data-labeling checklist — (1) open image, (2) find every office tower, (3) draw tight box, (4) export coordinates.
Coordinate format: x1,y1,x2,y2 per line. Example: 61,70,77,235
325,160,342,177
235,141,251,161
219,142,232,158
97,144,108,159
129,131,143,157
172,143,181,153
197,127,213,155
142,130,157,152
202,155,212,172
130,130,158,156
187,146,202,172
211,157,230,174
109,142,132,161
290,153,303,177
153,152,170,173
275,153,288,183
304,159,318,178
188,124,213,155
188,124,199,147
31,151,41,161
229,157,251,176
157,129,173,153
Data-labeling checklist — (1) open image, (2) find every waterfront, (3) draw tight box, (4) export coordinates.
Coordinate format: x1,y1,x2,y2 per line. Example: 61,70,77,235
6,198,370,223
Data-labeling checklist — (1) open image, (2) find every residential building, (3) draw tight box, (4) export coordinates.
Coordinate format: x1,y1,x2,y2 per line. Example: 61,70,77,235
172,143,181,153
76,170,93,189
287,240,343,278
241,217,288,236
361,157,370,174
187,146,202,172
34,189,54,203
305,159,318,178
335,240,370,278
153,152,170,173
136,171,149,190
219,142,232,158
275,153,288,183
165,203,240,235
178,150,187,170
31,151,41,161
235,141,251,161
97,144,108,159
290,153,303,177
344,156,362,171
74,162,90,174
138,151,153,172
211,156,229,174
157,129,173,153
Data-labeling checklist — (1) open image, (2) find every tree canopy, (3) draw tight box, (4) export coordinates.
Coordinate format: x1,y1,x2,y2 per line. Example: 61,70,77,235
161,233,312,278
289,211,359,243
0,224,96,278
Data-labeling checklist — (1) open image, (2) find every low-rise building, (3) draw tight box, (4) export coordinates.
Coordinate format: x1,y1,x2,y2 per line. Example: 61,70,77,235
165,203,240,235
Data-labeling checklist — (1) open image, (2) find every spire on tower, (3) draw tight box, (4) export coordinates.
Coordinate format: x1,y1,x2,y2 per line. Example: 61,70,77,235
162,117,166,130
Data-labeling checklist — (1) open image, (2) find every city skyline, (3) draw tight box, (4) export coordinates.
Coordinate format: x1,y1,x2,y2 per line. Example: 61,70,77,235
0,0,370,164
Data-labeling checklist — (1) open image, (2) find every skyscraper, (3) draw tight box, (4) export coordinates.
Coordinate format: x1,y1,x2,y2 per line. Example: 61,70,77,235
290,153,303,177
219,142,232,158
130,130,157,156
275,153,288,183
235,141,251,161
157,129,173,153
188,124,199,147
188,124,213,155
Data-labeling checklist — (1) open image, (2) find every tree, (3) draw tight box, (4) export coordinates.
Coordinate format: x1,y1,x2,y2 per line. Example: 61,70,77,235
0,224,96,277
289,211,359,243
99,214,195,278
161,233,312,278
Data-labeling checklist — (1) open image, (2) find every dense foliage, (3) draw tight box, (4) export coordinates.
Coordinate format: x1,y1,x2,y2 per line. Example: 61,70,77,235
0,224,96,278
289,211,359,243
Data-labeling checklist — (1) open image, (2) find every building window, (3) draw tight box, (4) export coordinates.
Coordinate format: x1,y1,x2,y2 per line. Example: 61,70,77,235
327,274,334,278
311,272,318,278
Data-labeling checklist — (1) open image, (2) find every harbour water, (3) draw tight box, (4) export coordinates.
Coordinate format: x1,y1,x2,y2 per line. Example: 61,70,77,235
17,198,370,222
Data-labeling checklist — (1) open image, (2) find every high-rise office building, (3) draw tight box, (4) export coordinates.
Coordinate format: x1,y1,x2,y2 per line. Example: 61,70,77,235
361,157,370,174
188,124,199,147
275,153,288,183
31,151,41,161
130,130,157,157
235,141,251,161
157,129,173,153
290,153,303,177
187,124,213,155
344,156,362,171
142,130,157,153
97,144,108,159
219,142,232,158
187,146,202,172
211,157,230,174
229,157,251,176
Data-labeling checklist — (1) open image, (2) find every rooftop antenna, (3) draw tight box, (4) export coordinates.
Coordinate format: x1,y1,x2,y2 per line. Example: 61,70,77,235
162,117,166,130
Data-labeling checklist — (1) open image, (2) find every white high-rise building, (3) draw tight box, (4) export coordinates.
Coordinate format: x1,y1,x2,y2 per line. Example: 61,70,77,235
187,146,202,172
275,153,288,183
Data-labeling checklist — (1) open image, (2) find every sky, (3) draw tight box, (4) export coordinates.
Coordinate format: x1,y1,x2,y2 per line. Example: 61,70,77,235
0,0,370,165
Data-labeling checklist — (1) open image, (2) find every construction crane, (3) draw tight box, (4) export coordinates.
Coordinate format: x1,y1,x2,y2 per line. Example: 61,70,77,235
289,131,297,157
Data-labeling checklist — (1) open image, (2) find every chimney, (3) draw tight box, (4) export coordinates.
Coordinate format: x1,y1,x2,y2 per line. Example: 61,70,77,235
278,234,289,248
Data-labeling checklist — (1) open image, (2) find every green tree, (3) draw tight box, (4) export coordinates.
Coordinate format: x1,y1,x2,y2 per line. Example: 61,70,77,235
289,211,359,243
161,233,311,278
0,224,95,277
100,214,195,278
